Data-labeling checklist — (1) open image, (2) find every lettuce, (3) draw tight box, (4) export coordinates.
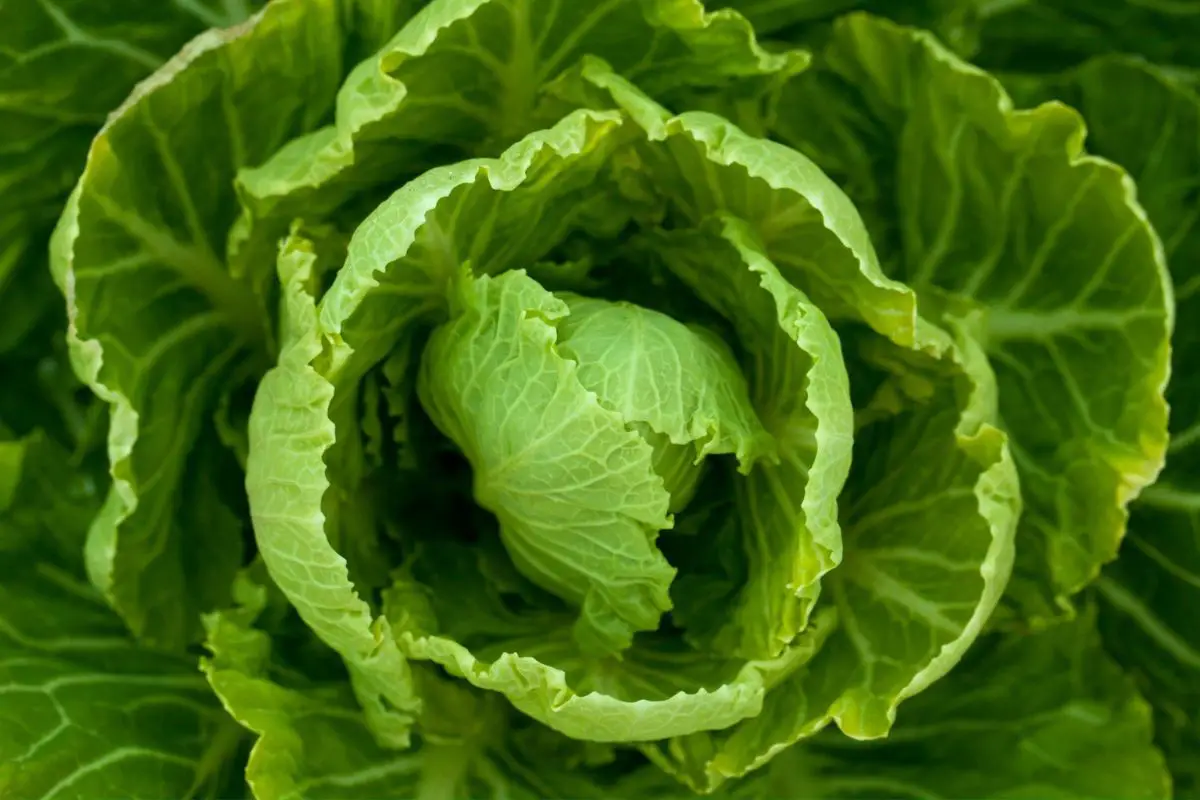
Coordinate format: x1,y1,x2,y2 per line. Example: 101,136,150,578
960,5,1200,793
0,0,1193,797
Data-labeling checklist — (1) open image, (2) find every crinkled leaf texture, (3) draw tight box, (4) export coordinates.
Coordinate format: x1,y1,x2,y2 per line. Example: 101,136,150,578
764,13,1171,626
48,0,354,650
203,571,499,800
44,0,800,655
1009,55,1200,795
21,0,1182,798
0,0,266,355
203,569,703,800
902,8,1198,788
247,37,1018,786
716,610,1170,800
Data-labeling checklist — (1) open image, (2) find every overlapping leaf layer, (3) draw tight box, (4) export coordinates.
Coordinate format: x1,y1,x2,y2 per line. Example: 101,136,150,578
1,0,1194,797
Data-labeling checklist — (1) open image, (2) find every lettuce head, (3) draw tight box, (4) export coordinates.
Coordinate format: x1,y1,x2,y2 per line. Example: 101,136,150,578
0,0,1190,797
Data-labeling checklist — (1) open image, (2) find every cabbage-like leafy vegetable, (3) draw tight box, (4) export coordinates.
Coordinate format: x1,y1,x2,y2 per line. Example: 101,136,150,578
0,0,1193,798
958,4,1200,792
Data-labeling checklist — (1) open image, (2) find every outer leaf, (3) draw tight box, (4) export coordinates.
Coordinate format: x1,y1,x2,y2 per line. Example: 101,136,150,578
0,318,102,455
230,0,798,289
0,0,270,517
1019,56,1200,794
0,0,263,223
0,565,242,799
640,309,1017,792
730,610,1170,800
768,13,1172,625
0,437,241,799
713,0,980,47
972,0,1200,72
0,432,99,571
49,0,351,649
201,573,497,800
204,570,692,800
0,216,57,357
709,0,859,34
0,1,267,352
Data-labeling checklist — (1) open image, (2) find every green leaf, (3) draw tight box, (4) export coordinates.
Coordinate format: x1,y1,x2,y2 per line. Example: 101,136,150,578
0,0,267,365
2,299,245,798
708,0,860,35
767,13,1172,625
0,0,263,221
204,569,683,800
1013,56,1200,794
420,271,678,656
201,573,451,800
710,0,981,52
645,217,854,659
734,610,1169,800
0,432,101,572
340,0,435,63
247,229,421,748
230,0,797,296
0,566,243,799
48,0,354,649
642,318,1018,792
0,217,57,357
0,0,272,515
557,293,776,505
972,0,1200,72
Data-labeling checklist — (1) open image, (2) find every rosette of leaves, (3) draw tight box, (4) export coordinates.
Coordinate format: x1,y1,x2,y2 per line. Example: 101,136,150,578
47,0,797,651
236,3,1170,793
42,0,1174,796
750,1,1200,791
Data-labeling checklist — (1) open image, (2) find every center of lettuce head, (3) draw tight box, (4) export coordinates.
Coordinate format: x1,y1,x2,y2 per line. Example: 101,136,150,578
416,270,774,655
556,292,773,512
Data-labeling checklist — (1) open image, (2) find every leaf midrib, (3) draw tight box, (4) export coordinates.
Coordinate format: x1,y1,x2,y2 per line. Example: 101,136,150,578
91,194,267,352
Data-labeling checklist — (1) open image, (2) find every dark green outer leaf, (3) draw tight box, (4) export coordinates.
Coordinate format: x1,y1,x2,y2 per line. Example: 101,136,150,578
0,561,241,799
972,0,1200,72
0,428,243,799
716,610,1169,800
1030,56,1200,795
768,13,1172,625
49,0,349,650
0,0,269,355
715,0,980,50
0,0,263,215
